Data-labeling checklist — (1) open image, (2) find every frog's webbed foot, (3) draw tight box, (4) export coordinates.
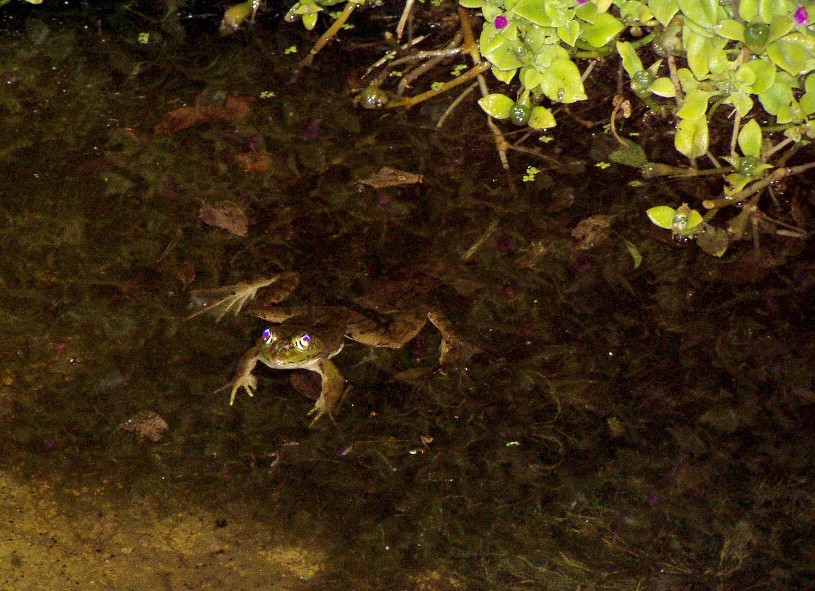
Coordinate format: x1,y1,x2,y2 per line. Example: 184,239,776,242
226,373,257,405
215,346,260,405
427,309,481,368
186,273,299,322
306,359,345,426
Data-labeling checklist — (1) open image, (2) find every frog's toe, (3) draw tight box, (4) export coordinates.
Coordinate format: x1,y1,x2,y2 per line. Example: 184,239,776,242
439,337,481,368
306,399,335,426
228,375,257,405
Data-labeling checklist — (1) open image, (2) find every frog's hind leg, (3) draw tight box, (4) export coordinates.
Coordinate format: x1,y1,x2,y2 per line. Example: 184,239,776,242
345,307,481,367
344,306,431,349
426,309,481,367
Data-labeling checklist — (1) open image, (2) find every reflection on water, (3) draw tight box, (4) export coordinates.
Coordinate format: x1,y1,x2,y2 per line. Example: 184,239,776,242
1,4,814,590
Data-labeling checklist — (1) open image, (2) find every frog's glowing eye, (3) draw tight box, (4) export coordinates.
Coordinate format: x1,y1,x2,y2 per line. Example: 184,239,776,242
293,333,312,351
262,328,274,344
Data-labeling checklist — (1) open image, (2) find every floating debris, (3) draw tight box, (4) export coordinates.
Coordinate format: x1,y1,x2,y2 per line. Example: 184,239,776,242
119,411,169,443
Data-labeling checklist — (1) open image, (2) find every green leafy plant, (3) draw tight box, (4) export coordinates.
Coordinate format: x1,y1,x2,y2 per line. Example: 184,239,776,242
453,0,815,256
460,0,626,128
647,203,729,256
270,0,815,257
478,89,557,128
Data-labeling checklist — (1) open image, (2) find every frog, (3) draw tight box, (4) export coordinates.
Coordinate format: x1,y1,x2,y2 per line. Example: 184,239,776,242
187,272,480,425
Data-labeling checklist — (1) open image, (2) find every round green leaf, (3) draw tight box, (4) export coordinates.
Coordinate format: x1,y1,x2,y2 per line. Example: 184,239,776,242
302,12,318,30
735,64,757,86
480,26,524,71
724,171,753,195
714,19,744,41
677,89,715,120
743,58,776,93
686,209,704,231
776,102,802,125
527,106,556,129
653,16,685,57
619,0,653,24
536,58,587,103
478,94,515,119
768,39,810,75
800,91,815,115
738,0,758,23
730,91,754,117
647,205,677,229
737,119,763,158
675,116,709,159
758,78,794,115
685,29,716,79
557,20,580,46
520,67,543,89
759,0,784,25
482,4,506,24
617,41,645,78
768,16,794,43
492,67,517,84
676,67,699,93
543,0,576,27
738,155,772,177
511,0,562,26
581,13,625,48
676,0,719,28
534,43,570,69
648,76,676,97
575,1,598,23
650,0,680,25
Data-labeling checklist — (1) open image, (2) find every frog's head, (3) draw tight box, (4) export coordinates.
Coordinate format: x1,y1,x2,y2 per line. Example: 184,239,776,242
256,323,343,369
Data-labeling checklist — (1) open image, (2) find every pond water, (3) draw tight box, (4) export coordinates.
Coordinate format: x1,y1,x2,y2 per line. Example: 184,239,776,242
1,3,814,590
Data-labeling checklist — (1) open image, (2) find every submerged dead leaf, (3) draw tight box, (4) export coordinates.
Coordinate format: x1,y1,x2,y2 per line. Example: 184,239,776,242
390,367,433,385
234,150,272,173
361,166,423,189
199,200,248,237
155,95,253,135
120,411,169,443
571,214,615,250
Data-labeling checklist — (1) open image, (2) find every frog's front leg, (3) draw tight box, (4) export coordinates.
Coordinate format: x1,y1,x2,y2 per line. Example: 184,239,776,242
216,345,261,405
306,359,345,426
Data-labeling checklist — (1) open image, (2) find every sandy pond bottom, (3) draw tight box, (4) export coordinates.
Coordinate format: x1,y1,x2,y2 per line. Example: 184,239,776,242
0,470,325,590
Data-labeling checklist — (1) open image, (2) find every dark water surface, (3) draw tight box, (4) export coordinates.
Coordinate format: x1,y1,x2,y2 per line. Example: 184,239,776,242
1,4,814,590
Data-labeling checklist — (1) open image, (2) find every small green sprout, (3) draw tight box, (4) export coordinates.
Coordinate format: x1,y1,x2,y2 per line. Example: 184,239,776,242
522,166,540,182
